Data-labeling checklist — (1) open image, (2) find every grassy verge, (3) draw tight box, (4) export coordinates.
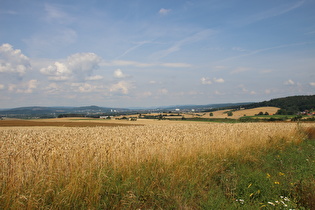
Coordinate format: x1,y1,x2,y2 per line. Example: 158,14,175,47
95,135,315,209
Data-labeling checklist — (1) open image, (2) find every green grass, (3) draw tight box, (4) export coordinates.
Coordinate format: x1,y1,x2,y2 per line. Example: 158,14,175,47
211,138,315,209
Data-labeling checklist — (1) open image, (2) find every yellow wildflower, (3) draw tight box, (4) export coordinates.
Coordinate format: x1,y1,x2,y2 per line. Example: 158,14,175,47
278,172,285,176
274,181,280,185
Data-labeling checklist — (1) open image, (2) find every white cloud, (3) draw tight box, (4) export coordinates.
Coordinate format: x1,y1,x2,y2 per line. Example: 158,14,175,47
0,43,31,76
201,77,224,84
309,82,315,87
158,88,169,95
159,8,171,15
85,75,103,81
110,81,132,94
265,89,272,94
71,83,99,93
40,62,70,77
16,80,38,94
40,52,102,81
284,79,295,85
8,84,16,92
201,77,212,85
48,76,70,81
213,78,224,83
0,84,4,90
113,69,127,78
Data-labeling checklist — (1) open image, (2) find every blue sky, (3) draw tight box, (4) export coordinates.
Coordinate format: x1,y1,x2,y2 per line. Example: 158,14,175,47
0,0,314,108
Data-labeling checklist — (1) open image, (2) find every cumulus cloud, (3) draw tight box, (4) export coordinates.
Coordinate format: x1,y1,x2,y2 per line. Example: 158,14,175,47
16,80,38,93
113,69,127,78
110,81,133,94
284,79,295,85
71,83,99,93
159,8,171,15
0,43,31,76
201,77,212,85
309,82,315,87
201,77,224,84
40,52,102,81
213,78,224,83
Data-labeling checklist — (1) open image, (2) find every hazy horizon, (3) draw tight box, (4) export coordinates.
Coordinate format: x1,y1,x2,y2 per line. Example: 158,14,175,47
1,0,314,108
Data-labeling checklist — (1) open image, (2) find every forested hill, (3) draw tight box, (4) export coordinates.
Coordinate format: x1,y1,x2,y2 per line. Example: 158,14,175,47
243,95,315,115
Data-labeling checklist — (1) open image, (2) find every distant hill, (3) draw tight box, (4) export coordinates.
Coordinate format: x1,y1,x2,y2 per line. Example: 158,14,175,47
242,95,315,115
0,106,129,118
1,95,314,118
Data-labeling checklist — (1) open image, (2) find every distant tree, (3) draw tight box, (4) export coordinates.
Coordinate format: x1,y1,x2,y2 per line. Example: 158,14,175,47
227,111,233,116
210,112,213,116
258,111,264,115
264,112,269,115
158,114,164,120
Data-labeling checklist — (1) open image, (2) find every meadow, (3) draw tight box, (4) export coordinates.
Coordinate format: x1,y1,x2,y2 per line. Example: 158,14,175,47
1,121,315,209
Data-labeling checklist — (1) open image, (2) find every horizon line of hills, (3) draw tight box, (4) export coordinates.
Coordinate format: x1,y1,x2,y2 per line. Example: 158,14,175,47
0,95,314,118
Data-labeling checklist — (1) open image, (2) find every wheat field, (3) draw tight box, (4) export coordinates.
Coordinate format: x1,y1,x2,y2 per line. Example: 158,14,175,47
0,122,311,208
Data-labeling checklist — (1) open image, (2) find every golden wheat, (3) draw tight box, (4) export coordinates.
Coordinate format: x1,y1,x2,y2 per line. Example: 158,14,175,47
0,122,311,208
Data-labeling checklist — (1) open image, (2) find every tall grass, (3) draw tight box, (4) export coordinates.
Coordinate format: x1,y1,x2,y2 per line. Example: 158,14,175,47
0,123,314,209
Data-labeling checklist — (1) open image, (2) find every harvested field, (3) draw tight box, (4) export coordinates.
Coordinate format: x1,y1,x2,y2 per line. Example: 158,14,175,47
0,119,138,127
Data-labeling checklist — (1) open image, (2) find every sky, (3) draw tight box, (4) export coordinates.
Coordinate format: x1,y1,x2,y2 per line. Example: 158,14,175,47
0,0,315,108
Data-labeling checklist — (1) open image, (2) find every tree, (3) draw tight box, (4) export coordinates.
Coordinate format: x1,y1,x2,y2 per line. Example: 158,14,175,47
210,112,213,116
227,111,233,116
